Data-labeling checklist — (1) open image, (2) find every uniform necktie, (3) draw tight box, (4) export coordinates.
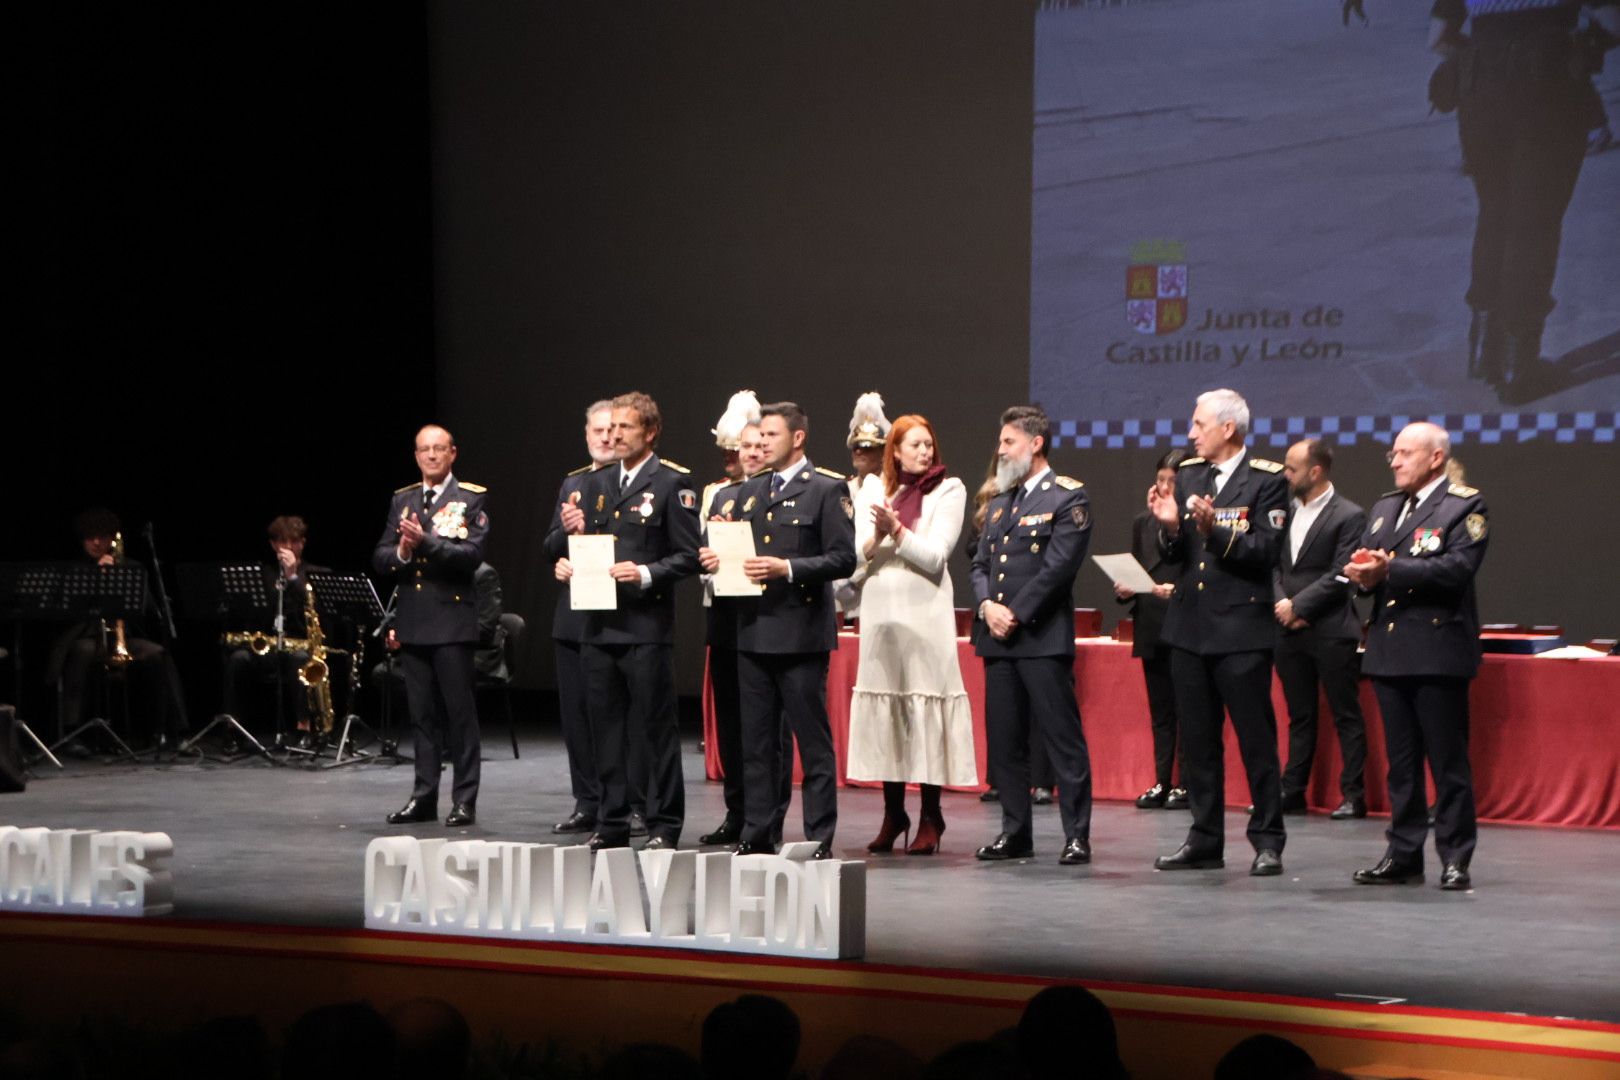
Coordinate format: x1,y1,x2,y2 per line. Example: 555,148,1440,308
620,471,629,493
422,488,435,511
771,473,785,498
1396,494,1417,530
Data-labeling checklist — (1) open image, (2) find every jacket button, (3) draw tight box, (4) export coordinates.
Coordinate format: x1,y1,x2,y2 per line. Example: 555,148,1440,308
763,535,772,544
766,512,773,521
997,573,1005,581
415,571,423,578
1432,617,1440,626
454,595,461,602
415,584,423,591
1031,543,1040,553
614,511,621,519
1197,582,1204,591
1387,622,1395,632
1199,562,1205,571
996,592,1004,601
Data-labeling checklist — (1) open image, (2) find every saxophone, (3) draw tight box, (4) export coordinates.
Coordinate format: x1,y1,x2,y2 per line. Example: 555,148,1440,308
222,630,313,655
298,585,335,735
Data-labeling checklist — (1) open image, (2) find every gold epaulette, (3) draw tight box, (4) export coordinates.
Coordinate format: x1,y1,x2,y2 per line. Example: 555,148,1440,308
1448,482,1479,498
566,463,593,477
750,467,774,479
814,466,846,480
459,481,488,493
1178,456,1206,468
1055,475,1083,491
1249,458,1284,473
660,459,690,475
394,483,418,494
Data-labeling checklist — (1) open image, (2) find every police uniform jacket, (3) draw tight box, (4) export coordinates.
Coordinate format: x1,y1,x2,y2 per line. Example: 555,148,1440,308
731,462,856,655
575,454,700,646
970,473,1093,660
371,477,489,646
543,465,600,644
1272,492,1367,642
1159,453,1288,656
1358,483,1489,679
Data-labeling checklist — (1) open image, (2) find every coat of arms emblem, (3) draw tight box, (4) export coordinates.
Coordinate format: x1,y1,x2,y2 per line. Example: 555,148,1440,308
1126,240,1188,336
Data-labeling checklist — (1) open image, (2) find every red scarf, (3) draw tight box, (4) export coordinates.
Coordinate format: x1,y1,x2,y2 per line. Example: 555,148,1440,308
891,464,947,530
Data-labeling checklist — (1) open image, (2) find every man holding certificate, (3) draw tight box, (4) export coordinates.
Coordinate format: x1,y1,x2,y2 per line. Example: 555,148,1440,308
549,392,699,851
719,402,855,857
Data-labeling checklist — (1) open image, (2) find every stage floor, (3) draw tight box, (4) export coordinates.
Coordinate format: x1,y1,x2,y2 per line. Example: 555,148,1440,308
7,730,1618,1024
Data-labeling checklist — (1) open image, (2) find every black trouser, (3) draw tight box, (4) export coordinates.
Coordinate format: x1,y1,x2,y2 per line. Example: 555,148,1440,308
398,642,481,808
59,636,186,742
1171,647,1285,856
222,647,310,735
1373,675,1477,869
583,641,682,843
1276,632,1366,802
983,655,1092,844
1140,646,1181,789
738,651,836,848
1458,30,1589,339
708,643,745,820
554,639,601,817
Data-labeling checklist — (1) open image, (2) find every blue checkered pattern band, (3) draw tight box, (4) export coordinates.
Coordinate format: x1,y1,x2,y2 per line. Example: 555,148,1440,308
1048,412,1620,450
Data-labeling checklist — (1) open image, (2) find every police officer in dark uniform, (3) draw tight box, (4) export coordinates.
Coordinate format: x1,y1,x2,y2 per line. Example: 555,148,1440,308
1148,389,1290,877
1347,422,1489,891
970,405,1095,866
375,424,489,828
542,400,625,836
723,402,855,857
1431,0,1620,394
551,392,699,852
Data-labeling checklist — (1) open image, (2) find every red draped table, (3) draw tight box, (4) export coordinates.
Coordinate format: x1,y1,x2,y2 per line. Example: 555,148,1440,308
702,636,1620,830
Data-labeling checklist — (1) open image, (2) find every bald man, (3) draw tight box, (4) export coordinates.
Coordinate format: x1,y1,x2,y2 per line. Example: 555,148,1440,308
373,424,491,828
1346,422,1487,891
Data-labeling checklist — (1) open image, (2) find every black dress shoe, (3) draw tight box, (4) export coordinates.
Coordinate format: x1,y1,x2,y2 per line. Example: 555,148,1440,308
699,819,742,845
1154,844,1224,871
1250,849,1283,877
1280,791,1308,816
978,786,999,803
1135,783,1168,809
386,798,438,825
975,833,1034,861
1164,787,1189,810
730,840,775,856
1353,856,1424,885
586,833,630,852
1439,862,1472,891
1059,838,1091,865
1329,797,1367,820
552,811,597,834
810,841,834,860
628,812,649,837
1031,787,1054,806
640,835,676,851
445,803,476,827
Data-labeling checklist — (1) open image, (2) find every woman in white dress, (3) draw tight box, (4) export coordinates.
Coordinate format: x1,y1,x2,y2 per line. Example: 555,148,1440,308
846,414,977,855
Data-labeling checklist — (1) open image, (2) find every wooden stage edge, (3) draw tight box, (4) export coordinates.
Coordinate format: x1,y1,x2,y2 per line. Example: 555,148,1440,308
3,912,1616,1078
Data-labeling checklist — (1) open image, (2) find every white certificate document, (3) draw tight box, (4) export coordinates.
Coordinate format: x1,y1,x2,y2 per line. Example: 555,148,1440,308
568,534,618,610
1092,553,1158,595
708,520,763,597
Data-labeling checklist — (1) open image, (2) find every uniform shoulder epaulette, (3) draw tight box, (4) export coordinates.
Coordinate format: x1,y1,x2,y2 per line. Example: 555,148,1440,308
750,467,774,479
1249,457,1284,473
1448,482,1479,498
659,458,690,475
458,481,488,493
1178,456,1206,468
814,466,846,480
566,464,593,477
1055,475,1083,490
1380,488,1404,501
394,483,418,494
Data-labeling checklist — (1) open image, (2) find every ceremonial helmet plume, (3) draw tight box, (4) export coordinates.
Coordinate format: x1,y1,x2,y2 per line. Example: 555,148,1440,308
712,390,763,450
846,392,891,449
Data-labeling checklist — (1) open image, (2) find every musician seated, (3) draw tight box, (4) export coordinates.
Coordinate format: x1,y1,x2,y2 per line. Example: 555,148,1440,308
371,562,508,729
221,515,331,748
46,508,188,748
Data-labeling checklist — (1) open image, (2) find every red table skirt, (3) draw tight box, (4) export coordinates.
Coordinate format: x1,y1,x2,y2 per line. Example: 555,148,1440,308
702,637,1620,830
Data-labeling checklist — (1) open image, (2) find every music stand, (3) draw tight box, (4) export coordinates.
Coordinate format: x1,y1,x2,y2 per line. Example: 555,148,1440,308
49,563,143,763
0,563,66,769
176,563,279,763
310,574,393,770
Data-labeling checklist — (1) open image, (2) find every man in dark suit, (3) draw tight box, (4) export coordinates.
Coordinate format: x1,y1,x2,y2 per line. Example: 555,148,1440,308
542,400,618,836
971,405,1095,866
374,424,489,828
1148,389,1289,877
1273,438,1369,819
550,392,699,852
718,402,854,857
1347,422,1488,891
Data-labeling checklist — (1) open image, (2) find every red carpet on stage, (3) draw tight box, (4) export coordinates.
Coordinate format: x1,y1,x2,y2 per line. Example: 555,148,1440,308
704,635,1620,830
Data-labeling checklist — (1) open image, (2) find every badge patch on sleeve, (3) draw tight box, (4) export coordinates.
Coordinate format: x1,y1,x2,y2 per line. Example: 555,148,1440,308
1071,504,1090,529
678,489,697,511
1268,508,1286,530
1465,513,1486,541
841,496,854,520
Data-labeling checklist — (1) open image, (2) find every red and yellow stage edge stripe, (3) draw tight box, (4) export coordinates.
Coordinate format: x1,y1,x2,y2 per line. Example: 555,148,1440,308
2,912,1614,1079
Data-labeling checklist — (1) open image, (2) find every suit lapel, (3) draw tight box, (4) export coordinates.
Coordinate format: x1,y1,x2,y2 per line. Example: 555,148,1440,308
1293,493,1336,565
614,455,658,509
1212,460,1245,507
